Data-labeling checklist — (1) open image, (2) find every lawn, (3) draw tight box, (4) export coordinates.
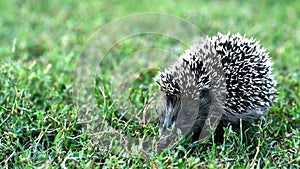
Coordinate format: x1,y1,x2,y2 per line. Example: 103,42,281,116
0,0,299,168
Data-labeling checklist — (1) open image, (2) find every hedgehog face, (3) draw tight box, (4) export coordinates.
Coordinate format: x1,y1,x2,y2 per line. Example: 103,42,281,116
158,88,212,138
158,94,181,135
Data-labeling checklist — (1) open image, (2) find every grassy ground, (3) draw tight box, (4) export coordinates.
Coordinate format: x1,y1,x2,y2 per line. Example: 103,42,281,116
1,0,299,168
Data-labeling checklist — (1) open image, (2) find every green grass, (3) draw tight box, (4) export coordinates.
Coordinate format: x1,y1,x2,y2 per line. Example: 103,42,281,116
1,0,299,168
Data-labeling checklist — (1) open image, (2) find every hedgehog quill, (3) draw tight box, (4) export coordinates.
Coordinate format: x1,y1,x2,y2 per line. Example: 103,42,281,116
157,33,277,143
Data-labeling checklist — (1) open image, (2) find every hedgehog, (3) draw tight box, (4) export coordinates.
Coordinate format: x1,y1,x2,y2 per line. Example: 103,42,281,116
157,32,277,143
